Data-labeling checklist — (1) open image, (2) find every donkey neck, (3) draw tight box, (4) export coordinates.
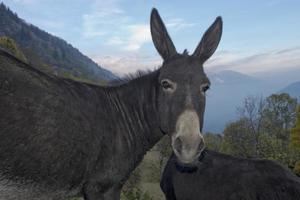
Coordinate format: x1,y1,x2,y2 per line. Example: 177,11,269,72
105,70,164,165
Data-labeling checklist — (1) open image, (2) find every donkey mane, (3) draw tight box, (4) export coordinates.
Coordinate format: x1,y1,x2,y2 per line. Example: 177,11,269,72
108,69,158,86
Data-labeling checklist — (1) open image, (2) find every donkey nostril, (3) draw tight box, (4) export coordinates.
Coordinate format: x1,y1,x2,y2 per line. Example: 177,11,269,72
174,137,183,154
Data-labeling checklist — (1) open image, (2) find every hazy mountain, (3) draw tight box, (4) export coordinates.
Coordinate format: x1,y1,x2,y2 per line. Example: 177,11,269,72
0,3,116,83
209,70,259,85
280,81,300,100
204,70,276,133
204,69,300,133
254,67,300,90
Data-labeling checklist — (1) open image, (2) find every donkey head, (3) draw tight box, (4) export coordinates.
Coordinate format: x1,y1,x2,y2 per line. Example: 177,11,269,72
151,8,222,166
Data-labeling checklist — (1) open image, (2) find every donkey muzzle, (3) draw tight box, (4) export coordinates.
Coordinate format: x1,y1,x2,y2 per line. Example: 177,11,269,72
172,109,205,164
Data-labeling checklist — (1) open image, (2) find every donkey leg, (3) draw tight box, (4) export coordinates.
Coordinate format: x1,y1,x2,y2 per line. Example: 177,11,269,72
83,183,122,200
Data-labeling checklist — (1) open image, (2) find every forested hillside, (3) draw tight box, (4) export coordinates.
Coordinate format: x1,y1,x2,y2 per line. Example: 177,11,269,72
0,3,115,84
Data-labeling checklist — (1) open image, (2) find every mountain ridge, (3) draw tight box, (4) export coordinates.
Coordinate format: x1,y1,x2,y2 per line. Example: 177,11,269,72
280,81,300,101
208,70,261,85
0,3,116,83
205,70,275,133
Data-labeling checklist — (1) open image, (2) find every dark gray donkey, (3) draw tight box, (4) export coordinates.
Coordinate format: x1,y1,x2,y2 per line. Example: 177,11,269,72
161,150,300,200
0,8,222,200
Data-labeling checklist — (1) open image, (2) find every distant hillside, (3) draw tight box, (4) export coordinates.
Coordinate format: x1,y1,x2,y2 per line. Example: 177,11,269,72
205,70,275,133
0,3,116,84
254,67,300,91
209,70,259,85
280,81,300,100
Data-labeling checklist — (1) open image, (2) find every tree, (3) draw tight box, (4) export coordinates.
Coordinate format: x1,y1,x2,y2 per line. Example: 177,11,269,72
290,106,300,175
263,93,297,140
237,95,266,156
204,132,223,151
221,94,298,168
290,106,300,150
260,93,298,166
221,118,256,157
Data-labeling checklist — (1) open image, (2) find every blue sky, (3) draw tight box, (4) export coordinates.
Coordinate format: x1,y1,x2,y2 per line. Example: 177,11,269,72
2,0,300,75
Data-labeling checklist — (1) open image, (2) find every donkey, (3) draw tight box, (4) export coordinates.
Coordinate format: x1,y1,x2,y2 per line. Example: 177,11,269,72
0,8,222,200
161,150,300,200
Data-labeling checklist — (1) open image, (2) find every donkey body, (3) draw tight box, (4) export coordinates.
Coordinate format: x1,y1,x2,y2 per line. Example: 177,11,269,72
0,8,222,200
161,150,300,200
0,48,163,199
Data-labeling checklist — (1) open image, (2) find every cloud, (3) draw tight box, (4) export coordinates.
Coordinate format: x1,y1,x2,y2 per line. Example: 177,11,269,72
266,0,282,7
11,0,36,4
103,18,195,52
104,24,151,51
123,25,151,51
91,46,300,77
82,0,151,51
82,1,197,52
91,53,161,75
82,0,128,39
166,18,196,31
206,47,300,74
82,1,298,76
82,14,108,38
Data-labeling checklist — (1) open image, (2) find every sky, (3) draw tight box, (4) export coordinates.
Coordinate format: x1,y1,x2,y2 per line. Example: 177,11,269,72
2,0,300,76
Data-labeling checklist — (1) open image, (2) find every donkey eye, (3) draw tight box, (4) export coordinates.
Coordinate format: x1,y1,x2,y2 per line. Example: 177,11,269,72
161,79,175,91
201,84,210,93
203,85,210,92
161,80,172,89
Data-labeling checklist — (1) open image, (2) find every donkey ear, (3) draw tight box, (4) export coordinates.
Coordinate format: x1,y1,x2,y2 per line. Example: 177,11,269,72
192,17,222,62
150,8,177,60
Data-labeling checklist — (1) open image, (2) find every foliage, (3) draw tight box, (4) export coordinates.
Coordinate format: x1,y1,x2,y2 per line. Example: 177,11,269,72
204,132,223,151
220,93,299,174
236,95,266,157
141,191,154,200
122,167,142,195
121,166,159,200
221,118,256,157
121,189,153,200
121,187,142,200
263,93,297,140
0,36,27,61
145,163,161,183
290,106,300,150
121,165,161,199
290,106,300,174
293,160,300,176
155,136,172,169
